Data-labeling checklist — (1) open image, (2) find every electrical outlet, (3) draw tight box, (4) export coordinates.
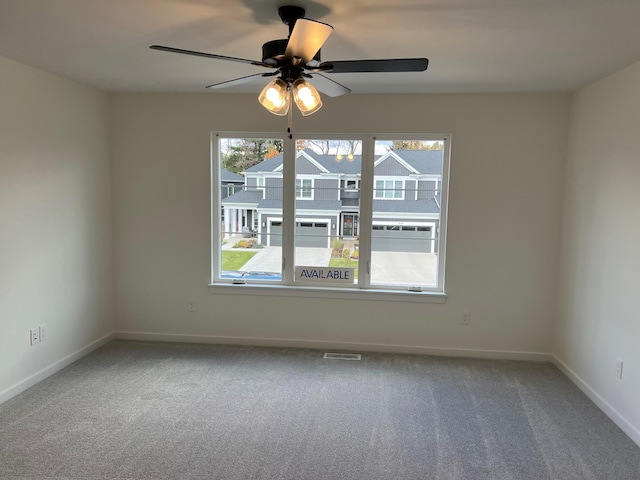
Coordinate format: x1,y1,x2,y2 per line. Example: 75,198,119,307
187,300,196,312
30,328,39,346
39,324,47,342
615,358,624,379
461,312,471,325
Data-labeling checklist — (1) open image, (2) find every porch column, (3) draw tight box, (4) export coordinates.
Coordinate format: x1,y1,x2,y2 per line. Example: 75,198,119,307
224,208,231,239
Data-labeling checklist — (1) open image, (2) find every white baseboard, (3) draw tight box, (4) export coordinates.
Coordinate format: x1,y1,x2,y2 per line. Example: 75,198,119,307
552,355,640,448
115,330,553,362
0,332,116,405
5,330,637,448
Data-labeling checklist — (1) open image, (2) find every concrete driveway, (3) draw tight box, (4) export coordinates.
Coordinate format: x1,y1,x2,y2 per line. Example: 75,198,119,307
230,242,437,286
239,246,331,272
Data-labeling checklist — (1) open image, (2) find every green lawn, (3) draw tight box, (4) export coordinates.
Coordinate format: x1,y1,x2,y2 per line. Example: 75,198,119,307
222,250,257,271
329,258,359,278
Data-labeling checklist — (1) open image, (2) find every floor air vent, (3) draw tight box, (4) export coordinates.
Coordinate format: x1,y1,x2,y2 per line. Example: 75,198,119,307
324,352,362,361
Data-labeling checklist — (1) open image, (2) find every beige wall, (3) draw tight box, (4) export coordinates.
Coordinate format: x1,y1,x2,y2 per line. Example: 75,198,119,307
111,92,569,357
0,56,113,400
555,60,640,443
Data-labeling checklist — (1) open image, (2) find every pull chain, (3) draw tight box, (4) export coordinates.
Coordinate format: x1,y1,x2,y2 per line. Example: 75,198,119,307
287,89,293,139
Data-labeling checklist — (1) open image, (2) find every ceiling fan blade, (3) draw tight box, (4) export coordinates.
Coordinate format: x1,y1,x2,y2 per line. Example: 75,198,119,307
284,19,333,63
205,72,277,89
308,74,351,98
317,58,429,73
150,45,274,68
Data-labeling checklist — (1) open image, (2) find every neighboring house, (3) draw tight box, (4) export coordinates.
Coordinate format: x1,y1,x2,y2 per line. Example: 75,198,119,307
221,149,443,252
221,169,245,199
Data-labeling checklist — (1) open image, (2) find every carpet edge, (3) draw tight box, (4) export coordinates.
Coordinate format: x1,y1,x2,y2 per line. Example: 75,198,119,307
0,332,116,405
552,354,640,448
114,330,553,362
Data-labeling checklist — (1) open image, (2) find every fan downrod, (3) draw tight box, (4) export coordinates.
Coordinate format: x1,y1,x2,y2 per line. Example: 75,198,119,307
278,5,306,33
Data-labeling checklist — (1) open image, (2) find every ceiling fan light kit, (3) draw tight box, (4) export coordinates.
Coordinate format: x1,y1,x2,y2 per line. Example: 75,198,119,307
150,5,428,117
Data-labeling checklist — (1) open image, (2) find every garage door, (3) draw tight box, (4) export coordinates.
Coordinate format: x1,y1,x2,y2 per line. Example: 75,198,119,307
269,221,329,248
296,222,329,248
269,222,283,246
371,225,432,253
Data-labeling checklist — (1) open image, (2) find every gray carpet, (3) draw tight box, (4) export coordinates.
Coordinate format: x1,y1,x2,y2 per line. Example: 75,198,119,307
1,340,638,480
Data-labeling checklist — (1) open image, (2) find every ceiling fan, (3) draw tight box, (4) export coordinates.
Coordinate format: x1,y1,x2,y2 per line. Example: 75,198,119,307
150,5,429,116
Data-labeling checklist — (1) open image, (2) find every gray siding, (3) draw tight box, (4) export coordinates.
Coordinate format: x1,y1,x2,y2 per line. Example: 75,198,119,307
404,179,417,200
374,158,413,176
417,180,437,200
312,178,340,201
264,177,283,200
296,157,324,175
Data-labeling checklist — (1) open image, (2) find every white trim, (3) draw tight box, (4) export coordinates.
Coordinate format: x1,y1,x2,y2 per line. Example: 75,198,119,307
0,332,116,405
210,281,446,300
221,202,258,209
115,330,551,362
213,132,450,294
552,355,640,447
373,212,440,220
372,220,434,227
295,177,314,200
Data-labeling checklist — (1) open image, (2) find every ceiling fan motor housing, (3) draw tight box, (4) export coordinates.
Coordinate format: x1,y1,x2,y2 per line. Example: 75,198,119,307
262,39,288,64
262,39,321,66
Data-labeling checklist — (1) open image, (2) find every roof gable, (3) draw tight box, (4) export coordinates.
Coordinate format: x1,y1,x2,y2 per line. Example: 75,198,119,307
241,149,442,175
374,151,420,175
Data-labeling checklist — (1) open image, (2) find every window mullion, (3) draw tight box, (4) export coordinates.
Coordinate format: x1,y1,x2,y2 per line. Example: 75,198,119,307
211,133,221,283
358,136,375,289
281,134,296,285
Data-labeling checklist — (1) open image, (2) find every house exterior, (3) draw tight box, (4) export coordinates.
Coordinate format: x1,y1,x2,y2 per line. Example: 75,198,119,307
221,169,244,199
221,149,443,253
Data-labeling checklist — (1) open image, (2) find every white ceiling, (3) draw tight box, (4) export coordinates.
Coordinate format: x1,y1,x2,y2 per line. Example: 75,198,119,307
2,0,640,94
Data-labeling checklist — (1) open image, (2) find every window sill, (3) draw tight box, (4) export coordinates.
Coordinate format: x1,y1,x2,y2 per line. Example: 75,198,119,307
208,283,447,304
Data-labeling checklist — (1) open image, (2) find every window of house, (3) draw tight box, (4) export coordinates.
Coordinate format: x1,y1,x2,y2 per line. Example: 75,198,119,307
211,133,450,296
295,178,313,199
375,179,404,199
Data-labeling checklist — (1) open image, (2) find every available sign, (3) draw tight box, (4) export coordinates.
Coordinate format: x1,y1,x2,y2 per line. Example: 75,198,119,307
295,266,355,284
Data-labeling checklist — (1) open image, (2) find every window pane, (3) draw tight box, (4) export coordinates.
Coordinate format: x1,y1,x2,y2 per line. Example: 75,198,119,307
370,140,444,288
218,137,283,281
294,139,362,285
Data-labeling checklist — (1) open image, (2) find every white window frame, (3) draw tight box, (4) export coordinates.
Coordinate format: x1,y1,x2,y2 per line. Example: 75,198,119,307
210,132,451,302
295,177,314,199
374,178,405,199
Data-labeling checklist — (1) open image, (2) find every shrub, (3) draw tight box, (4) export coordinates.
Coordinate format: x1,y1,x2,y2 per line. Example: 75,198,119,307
331,237,344,250
232,238,260,249
342,248,351,266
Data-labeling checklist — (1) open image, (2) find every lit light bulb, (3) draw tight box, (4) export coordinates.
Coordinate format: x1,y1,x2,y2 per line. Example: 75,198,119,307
297,86,315,107
266,87,283,106
347,153,354,162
